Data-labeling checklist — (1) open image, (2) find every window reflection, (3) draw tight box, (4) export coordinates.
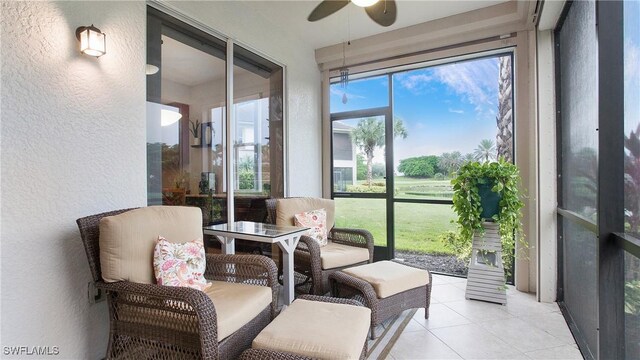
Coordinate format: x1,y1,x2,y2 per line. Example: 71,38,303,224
146,10,284,226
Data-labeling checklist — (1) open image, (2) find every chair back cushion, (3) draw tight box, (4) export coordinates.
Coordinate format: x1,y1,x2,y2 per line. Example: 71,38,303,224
99,206,203,284
275,198,335,229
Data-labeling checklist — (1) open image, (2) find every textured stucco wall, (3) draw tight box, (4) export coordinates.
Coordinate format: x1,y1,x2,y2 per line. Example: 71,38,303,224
0,1,146,358
1,1,321,357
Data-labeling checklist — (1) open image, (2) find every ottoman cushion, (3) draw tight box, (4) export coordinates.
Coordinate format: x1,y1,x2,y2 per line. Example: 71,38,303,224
252,299,371,360
343,261,430,298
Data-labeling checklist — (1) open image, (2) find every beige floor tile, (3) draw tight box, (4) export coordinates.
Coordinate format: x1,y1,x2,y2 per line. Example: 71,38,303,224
431,284,468,303
413,304,472,329
390,329,462,359
477,317,566,353
404,319,431,332
430,323,527,359
519,311,577,345
525,344,584,359
431,274,452,285
503,293,559,317
444,299,513,322
445,276,468,284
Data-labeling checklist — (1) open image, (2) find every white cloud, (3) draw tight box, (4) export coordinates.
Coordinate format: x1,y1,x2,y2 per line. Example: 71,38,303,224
448,108,464,114
395,72,434,94
432,58,499,118
393,57,502,120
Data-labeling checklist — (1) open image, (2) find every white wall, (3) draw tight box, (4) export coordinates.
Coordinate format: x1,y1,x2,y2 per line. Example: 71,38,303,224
1,0,322,358
1,1,146,358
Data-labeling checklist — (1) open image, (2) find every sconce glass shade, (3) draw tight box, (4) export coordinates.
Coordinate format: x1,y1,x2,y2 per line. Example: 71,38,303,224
146,64,160,75
76,25,106,57
351,0,379,7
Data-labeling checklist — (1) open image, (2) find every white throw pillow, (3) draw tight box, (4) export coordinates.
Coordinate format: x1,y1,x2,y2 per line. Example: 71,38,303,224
153,236,211,291
294,208,328,247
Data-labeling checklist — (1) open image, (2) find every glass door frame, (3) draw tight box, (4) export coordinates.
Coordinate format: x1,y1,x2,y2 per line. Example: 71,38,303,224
146,3,289,224
330,102,395,260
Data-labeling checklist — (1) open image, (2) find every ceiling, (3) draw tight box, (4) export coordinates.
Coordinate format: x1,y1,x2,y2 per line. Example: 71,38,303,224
160,0,514,87
161,35,225,87
245,0,510,50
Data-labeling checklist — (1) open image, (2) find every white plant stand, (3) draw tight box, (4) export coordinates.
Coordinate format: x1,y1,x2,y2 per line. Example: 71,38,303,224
465,222,507,305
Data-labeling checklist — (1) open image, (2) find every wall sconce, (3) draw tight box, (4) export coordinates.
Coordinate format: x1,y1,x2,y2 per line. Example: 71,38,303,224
75,25,106,57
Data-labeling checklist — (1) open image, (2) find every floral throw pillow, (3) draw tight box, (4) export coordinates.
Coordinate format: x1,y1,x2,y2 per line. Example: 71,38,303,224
153,236,211,291
294,208,328,247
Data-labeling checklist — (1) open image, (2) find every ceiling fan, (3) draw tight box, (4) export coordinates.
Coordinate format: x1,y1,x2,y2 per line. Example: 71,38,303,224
308,0,397,27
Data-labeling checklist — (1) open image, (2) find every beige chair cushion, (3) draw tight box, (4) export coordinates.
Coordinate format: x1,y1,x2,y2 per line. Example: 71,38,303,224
118,280,272,341
99,206,203,284
343,261,430,299
320,241,370,270
253,299,370,360
204,281,272,341
275,198,336,229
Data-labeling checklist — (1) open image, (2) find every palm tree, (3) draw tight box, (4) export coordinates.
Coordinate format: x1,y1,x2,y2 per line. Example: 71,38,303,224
352,117,408,186
474,139,496,162
496,56,513,162
438,151,463,176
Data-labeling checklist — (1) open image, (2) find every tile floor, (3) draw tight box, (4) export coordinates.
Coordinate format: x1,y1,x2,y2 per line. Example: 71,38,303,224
386,274,583,360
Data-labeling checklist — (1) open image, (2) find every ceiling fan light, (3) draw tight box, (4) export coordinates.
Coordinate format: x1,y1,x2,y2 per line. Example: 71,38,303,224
352,0,379,8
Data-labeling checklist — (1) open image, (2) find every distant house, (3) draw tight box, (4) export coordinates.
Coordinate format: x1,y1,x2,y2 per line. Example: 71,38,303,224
332,122,358,191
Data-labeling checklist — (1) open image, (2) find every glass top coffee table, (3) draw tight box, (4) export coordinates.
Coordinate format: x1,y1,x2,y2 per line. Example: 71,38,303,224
203,221,309,305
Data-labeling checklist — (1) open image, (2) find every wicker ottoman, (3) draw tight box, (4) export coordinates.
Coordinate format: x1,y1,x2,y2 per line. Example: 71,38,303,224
238,295,371,360
330,260,432,339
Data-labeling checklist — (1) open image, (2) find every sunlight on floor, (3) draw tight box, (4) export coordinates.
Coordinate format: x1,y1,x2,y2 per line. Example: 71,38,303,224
386,274,583,360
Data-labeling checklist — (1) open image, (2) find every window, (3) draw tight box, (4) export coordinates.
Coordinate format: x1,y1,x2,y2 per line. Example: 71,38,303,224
329,52,515,274
146,7,284,225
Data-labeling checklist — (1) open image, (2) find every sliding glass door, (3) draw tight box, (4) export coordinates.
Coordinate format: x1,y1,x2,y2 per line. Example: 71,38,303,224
146,6,284,226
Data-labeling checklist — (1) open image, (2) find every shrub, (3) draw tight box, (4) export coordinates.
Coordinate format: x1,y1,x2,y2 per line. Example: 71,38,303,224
441,231,471,261
346,185,386,193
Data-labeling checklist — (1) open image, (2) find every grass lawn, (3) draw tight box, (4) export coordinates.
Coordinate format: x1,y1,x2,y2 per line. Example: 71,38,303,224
334,197,458,255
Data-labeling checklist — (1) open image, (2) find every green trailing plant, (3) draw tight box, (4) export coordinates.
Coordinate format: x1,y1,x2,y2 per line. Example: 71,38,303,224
189,119,201,138
450,159,525,274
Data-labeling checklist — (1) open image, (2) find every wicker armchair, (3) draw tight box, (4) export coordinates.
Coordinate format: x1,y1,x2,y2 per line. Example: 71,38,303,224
76,207,279,360
265,198,374,295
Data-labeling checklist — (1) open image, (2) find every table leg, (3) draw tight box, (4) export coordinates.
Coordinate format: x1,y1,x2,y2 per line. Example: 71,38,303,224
277,235,300,305
215,236,235,255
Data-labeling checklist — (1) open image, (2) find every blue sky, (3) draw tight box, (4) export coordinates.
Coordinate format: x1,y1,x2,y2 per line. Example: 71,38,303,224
625,0,640,136
331,56,504,170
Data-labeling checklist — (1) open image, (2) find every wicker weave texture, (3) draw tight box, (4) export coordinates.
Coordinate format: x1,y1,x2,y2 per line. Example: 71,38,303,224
265,198,375,295
77,208,279,359
329,262,433,339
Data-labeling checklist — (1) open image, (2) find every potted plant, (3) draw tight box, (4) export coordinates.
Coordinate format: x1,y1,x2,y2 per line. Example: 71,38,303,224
190,119,201,146
450,159,525,275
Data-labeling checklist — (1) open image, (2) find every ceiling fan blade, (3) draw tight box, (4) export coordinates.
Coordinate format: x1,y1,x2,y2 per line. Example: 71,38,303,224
365,0,397,27
308,0,349,22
